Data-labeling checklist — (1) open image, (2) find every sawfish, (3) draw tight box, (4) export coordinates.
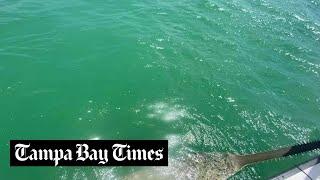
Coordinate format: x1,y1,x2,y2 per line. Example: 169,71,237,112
124,140,320,179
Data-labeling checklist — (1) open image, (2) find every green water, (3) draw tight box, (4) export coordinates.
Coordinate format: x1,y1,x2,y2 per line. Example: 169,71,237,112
1,0,320,179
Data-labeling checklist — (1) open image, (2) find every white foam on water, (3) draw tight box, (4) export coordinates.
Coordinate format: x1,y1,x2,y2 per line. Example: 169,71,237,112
150,44,164,50
89,136,100,140
144,64,153,68
156,12,168,15
294,14,307,22
217,114,224,121
147,101,190,122
226,97,235,103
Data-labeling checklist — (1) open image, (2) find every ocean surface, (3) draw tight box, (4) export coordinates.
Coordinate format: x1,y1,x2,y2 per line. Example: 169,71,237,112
1,0,320,179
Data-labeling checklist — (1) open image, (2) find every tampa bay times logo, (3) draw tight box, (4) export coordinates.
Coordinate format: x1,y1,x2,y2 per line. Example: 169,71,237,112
10,140,168,166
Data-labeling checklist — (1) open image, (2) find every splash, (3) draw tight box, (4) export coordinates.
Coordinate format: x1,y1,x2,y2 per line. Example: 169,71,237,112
147,101,190,122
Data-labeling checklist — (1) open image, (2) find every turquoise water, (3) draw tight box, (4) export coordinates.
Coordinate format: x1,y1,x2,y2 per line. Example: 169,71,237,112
1,0,320,179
